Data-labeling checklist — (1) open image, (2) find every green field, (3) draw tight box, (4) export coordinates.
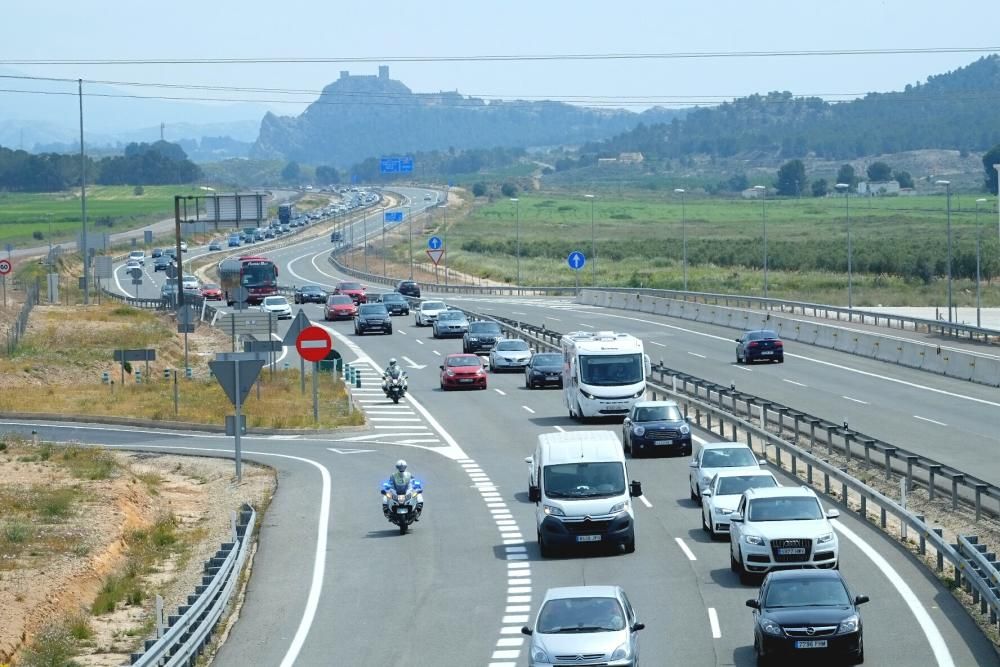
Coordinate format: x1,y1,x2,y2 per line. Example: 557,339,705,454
0,186,208,246
435,191,1000,307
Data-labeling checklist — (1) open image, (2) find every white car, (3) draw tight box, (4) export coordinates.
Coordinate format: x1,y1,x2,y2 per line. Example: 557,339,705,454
179,241,188,252
259,295,293,320
701,470,778,538
414,300,447,327
688,441,763,501
125,258,142,270
181,275,200,293
489,338,532,372
128,250,145,265
729,486,840,584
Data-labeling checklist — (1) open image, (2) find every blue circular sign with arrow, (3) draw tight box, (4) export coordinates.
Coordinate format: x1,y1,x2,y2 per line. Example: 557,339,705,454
567,251,586,270
428,236,443,250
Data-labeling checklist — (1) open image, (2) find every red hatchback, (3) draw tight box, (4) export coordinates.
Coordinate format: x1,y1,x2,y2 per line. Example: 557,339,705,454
440,354,488,390
200,283,223,300
333,280,367,304
324,295,358,320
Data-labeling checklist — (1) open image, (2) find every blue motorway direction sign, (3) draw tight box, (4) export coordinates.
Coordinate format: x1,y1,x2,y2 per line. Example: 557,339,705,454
428,236,443,250
379,156,414,174
384,211,403,223
567,251,586,270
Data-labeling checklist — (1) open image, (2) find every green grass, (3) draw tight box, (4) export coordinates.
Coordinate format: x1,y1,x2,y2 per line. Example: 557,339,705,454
91,514,181,615
18,619,79,667
0,185,208,246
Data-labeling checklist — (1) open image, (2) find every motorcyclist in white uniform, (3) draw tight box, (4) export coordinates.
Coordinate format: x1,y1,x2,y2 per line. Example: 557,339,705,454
381,459,424,520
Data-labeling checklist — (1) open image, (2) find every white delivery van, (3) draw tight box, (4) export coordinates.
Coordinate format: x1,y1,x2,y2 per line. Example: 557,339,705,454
526,431,643,557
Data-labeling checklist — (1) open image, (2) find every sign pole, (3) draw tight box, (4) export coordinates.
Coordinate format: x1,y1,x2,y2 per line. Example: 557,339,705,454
312,361,319,424
121,347,125,385
234,360,243,482
300,356,306,394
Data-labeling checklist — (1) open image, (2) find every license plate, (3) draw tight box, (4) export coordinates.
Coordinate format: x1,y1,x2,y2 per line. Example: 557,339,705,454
395,508,408,514
795,640,828,649
459,378,474,383
778,547,806,555
761,350,773,355
547,375,559,379
654,439,674,445
576,535,602,543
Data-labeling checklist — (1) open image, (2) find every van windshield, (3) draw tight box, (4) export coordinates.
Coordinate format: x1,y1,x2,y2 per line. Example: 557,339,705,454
543,462,625,499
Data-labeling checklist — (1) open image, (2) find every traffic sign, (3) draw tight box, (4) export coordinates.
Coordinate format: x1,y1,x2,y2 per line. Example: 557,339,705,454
231,286,249,305
282,309,312,346
296,326,333,362
426,249,444,266
567,251,586,271
384,211,403,223
428,236,442,250
210,358,265,407
0,259,11,276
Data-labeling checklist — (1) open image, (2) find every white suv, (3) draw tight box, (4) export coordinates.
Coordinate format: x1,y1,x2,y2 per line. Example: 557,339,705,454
414,300,447,327
128,250,145,265
729,486,840,584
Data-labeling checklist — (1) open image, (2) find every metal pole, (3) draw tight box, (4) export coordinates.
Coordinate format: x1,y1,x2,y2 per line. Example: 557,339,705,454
363,209,368,274
300,355,306,395
675,189,687,291
408,204,413,279
79,79,89,305
846,189,852,309
947,185,953,322
976,198,986,328
382,206,387,279
312,361,319,424
173,369,178,418
511,198,520,289
762,190,768,299
586,194,596,286
234,361,242,482
444,194,449,287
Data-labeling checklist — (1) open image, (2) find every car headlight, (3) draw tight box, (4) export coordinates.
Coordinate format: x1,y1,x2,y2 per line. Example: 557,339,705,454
837,615,860,634
744,534,766,546
475,369,485,376
817,532,835,545
609,501,628,514
632,389,644,398
531,646,550,663
714,507,733,515
679,424,691,434
543,504,565,517
446,370,455,377
610,642,630,660
632,425,646,436
760,618,784,636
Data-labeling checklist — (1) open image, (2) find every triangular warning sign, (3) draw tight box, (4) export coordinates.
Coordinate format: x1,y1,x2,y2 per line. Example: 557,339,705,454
426,248,444,265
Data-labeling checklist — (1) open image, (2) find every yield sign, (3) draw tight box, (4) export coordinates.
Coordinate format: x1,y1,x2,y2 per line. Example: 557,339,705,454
209,358,266,407
426,249,444,266
296,325,332,362
282,309,312,346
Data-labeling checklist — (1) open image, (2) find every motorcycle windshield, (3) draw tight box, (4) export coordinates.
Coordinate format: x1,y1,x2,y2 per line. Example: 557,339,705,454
388,368,402,379
393,480,412,494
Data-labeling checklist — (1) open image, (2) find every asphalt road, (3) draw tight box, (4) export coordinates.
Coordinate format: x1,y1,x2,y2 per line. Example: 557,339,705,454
75,186,1000,665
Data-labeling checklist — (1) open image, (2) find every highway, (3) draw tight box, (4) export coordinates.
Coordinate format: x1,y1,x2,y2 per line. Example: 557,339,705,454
74,188,1000,665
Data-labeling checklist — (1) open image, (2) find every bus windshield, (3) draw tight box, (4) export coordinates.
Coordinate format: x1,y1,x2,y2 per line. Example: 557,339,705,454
242,262,277,287
579,354,643,386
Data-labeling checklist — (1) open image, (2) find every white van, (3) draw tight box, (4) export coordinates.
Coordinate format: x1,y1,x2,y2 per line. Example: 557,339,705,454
526,431,643,557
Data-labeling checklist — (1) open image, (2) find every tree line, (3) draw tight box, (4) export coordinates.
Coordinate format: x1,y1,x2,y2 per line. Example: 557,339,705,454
0,141,202,192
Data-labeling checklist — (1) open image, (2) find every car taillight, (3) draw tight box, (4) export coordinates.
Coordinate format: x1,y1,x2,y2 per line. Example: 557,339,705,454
749,341,759,348
774,341,783,347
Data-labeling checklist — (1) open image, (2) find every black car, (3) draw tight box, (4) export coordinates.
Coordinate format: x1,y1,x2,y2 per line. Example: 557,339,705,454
395,279,421,298
463,321,503,354
354,303,392,335
150,248,163,258
524,352,563,389
622,400,692,457
379,292,410,315
331,231,344,242
153,256,173,272
746,569,867,665
294,285,328,304
736,329,784,364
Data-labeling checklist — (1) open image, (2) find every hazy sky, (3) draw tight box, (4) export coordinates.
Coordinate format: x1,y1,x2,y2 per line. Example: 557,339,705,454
3,0,1000,117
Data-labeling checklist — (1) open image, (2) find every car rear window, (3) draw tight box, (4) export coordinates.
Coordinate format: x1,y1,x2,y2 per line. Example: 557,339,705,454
360,305,388,315
447,356,481,367
701,447,758,468
716,475,776,496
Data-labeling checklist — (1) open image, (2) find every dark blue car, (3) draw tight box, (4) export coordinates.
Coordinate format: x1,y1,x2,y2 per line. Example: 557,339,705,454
622,400,692,458
524,352,563,389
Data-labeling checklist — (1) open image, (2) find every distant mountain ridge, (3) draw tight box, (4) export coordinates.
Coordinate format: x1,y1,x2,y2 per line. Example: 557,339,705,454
251,66,682,165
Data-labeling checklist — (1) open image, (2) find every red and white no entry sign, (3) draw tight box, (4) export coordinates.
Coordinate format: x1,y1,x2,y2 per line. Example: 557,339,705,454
295,325,333,362
0,259,11,276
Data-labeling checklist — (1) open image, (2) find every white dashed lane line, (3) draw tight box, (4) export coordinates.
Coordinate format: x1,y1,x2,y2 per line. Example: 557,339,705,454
782,379,808,387
842,395,869,405
494,389,507,396
708,608,722,639
650,341,667,347
675,537,697,561
522,406,536,414
637,495,653,509
687,351,706,359
914,415,948,426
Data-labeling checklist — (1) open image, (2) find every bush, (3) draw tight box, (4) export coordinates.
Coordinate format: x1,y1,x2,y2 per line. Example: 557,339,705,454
133,185,144,196
472,182,487,197
500,182,518,198
19,620,77,667
33,231,44,240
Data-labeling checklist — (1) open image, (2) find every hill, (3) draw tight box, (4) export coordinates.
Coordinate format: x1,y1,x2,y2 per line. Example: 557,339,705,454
250,66,681,165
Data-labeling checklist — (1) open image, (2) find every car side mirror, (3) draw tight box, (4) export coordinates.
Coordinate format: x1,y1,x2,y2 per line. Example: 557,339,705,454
524,456,533,465
758,459,767,466
702,489,712,497
521,626,533,636
629,480,643,498
688,460,698,468
826,509,841,519
439,365,445,370
528,486,541,503
745,599,759,609
730,512,743,523
631,622,645,632
735,338,741,343
854,594,869,606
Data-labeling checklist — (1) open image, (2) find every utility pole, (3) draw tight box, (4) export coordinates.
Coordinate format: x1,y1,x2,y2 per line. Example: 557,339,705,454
79,79,89,305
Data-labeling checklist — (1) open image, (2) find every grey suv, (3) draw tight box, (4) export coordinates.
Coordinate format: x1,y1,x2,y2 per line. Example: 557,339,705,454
463,321,503,354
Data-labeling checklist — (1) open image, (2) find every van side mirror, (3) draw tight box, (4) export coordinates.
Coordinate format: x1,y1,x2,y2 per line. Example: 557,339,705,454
524,456,533,465
629,480,643,498
702,489,712,497
528,486,541,503
688,460,698,468
439,365,445,370
745,599,759,609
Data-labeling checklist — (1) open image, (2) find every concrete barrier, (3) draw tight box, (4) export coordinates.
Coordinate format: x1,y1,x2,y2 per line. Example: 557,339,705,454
815,327,839,350
876,342,903,365
653,297,670,316
971,357,1000,386
899,343,925,370
668,300,687,319
944,353,977,381
797,324,819,345
854,333,880,359
919,349,948,375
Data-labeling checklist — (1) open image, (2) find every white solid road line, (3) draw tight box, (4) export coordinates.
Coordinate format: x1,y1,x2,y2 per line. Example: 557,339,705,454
546,316,561,321
914,415,948,427
522,405,536,414
687,351,706,358
674,537,697,561
433,350,441,356
707,608,722,639
638,495,653,509
842,395,869,405
782,378,808,387
833,521,954,667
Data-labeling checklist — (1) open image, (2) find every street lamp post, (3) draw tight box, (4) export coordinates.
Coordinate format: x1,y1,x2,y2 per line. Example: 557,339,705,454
935,180,953,322
674,188,687,291
407,204,413,279
976,198,987,328
753,185,768,298
585,194,596,286
382,206,387,279
835,183,852,308
511,197,520,289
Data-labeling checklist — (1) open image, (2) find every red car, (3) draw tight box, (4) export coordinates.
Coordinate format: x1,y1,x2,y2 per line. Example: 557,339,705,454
440,353,488,391
333,280,367,304
200,283,223,300
325,295,358,320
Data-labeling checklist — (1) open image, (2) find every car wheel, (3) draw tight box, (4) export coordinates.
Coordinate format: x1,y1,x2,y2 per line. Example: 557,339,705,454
690,479,699,501
386,326,392,335
852,638,864,665
737,552,753,585
623,538,636,554
622,432,631,455
754,637,771,667
440,383,447,391
538,531,552,558
736,351,743,364
702,510,710,533
730,546,740,572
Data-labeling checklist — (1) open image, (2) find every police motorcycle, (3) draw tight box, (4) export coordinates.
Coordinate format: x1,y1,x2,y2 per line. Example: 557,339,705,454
381,460,424,534
382,360,408,404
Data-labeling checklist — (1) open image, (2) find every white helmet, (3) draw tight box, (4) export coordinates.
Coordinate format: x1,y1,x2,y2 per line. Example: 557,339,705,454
395,459,407,473
389,358,398,368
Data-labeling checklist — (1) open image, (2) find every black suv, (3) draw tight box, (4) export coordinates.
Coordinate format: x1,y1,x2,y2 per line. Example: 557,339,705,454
395,280,421,298
354,304,392,335
463,321,503,354
380,292,410,315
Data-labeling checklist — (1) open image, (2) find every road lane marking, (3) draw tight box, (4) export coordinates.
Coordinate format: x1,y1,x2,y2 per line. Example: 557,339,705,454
578,323,594,328
675,537,697,561
650,341,667,347
546,316,561,321
708,608,721,639
638,495,653,508
433,350,441,356
522,406,536,414
783,379,808,387
842,395,869,405
914,415,948,426
734,366,752,372
494,389,507,396
553,425,565,432
398,330,407,335
415,339,424,345
687,351,706,358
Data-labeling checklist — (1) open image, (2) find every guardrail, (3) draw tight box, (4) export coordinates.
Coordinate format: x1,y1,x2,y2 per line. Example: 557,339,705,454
127,503,256,666
457,307,1000,637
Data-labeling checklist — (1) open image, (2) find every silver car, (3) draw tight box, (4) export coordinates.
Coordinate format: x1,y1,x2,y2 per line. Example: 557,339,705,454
522,586,644,667
489,338,532,372
431,309,469,338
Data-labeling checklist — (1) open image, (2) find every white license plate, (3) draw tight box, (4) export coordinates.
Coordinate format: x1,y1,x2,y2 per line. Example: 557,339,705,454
395,508,409,514
654,439,674,445
576,535,602,543
778,547,806,555
547,375,559,379
795,640,828,649
459,378,474,383
761,350,773,355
